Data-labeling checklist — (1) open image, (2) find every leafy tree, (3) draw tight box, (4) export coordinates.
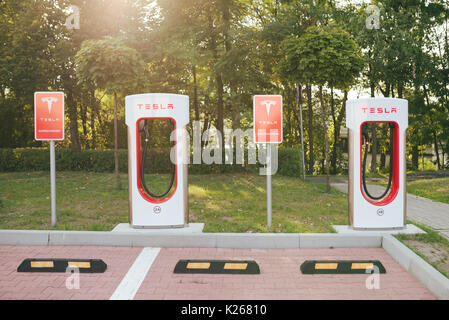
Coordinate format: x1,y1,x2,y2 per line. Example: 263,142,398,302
75,37,145,189
284,25,364,191
0,0,70,147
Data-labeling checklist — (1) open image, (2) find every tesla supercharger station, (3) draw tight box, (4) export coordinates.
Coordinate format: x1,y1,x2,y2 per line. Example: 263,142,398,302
125,93,189,228
346,97,408,229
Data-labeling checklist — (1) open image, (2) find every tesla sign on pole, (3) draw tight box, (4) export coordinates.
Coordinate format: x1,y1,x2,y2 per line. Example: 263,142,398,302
254,95,282,144
253,95,282,231
35,91,65,227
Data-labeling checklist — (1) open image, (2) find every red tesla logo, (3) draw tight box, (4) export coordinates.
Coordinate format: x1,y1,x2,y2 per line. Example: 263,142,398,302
362,107,397,114
137,103,174,110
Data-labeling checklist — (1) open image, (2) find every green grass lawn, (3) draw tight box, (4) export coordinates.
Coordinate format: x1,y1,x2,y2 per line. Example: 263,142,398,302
0,172,349,232
372,174,449,204
406,178,449,204
396,222,449,278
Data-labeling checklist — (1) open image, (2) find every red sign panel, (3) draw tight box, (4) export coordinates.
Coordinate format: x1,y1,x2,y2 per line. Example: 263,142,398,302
253,95,283,143
34,92,65,140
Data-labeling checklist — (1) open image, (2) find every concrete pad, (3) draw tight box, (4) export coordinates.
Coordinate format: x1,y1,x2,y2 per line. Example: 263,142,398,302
111,223,204,234
333,224,426,235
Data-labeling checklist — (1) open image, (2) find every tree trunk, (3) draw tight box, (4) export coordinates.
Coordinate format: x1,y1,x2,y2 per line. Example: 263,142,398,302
439,140,445,169
193,65,199,122
295,84,305,149
318,85,330,192
434,131,441,169
80,103,87,136
90,107,96,149
90,90,96,149
331,90,347,174
412,144,419,170
113,91,122,190
201,112,210,150
398,83,403,98
207,7,224,161
289,84,300,143
306,84,314,174
67,91,80,150
216,73,224,156
380,152,386,169
422,148,425,171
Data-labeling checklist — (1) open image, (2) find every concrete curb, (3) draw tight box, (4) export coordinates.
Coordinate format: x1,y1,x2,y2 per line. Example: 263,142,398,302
0,230,50,246
299,233,382,248
382,235,449,300
0,229,381,248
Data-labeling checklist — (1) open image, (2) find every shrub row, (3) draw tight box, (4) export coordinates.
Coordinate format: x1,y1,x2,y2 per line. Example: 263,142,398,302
0,147,303,177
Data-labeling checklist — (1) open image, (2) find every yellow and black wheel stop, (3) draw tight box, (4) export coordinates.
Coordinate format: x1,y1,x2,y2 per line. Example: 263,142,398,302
17,258,107,273
174,260,260,274
300,260,386,274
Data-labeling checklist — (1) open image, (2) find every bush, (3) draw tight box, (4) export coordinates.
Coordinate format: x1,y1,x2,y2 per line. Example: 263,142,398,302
0,147,304,177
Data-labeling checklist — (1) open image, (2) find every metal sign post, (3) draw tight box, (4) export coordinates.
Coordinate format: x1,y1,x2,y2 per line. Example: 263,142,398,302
35,92,65,228
254,95,282,231
266,143,272,230
50,140,57,227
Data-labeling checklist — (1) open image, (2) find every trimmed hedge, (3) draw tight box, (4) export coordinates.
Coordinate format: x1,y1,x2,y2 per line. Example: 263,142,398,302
0,147,303,177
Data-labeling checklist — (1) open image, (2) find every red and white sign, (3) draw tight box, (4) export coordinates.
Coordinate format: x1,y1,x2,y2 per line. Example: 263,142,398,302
34,92,65,141
253,95,283,144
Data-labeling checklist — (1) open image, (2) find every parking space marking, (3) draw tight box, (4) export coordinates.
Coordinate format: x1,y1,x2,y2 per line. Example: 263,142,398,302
110,247,160,300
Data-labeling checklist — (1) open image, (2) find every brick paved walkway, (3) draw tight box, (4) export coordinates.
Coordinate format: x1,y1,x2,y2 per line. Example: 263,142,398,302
332,183,449,240
0,245,141,299
134,247,434,300
0,246,435,300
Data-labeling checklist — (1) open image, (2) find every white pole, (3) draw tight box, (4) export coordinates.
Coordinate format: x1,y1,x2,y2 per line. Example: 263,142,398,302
50,140,57,227
267,143,272,231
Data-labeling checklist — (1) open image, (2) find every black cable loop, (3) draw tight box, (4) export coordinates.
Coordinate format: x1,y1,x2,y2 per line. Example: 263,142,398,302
361,123,394,201
140,119,176,199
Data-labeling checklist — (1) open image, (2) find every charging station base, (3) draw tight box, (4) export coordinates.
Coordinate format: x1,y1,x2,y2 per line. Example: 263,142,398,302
333,224,426,235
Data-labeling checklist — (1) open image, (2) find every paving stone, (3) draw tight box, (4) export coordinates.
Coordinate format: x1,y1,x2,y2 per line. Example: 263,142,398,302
0,245,141,300
134,247,434,300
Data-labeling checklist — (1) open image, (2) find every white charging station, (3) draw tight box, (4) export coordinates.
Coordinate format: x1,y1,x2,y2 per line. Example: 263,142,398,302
346,97,408,229
125,93,189,228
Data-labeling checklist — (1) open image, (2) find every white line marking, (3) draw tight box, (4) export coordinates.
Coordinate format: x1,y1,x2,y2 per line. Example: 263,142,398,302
110,247,161,300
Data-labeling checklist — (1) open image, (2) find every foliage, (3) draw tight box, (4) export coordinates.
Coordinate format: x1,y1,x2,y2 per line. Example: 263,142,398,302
0,147,304,177
0,0,448,174
75,37,145,94
281,25,365,89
